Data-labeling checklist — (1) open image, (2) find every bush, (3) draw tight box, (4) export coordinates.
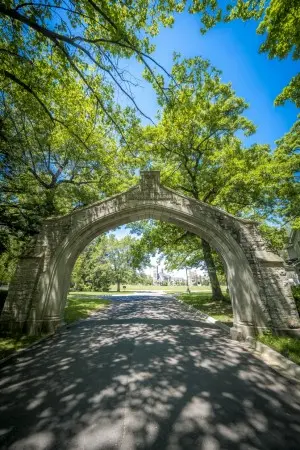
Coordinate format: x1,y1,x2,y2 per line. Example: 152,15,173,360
292,285,300,301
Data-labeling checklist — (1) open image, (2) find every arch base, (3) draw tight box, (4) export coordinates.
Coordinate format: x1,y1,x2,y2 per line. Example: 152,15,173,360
0,311,61,336
230,324,300,341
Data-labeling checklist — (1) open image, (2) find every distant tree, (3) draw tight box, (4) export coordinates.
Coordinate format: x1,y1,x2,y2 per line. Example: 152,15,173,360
72,234,151,292
129,220,227,300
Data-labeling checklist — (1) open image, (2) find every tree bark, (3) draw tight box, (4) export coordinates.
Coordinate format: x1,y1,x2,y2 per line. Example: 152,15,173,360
201,238,224,301
44,188,57,216
185,267,190,293
117,279,121,292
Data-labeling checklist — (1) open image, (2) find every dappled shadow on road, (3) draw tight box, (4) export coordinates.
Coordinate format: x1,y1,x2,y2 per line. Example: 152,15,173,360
0,296,300,450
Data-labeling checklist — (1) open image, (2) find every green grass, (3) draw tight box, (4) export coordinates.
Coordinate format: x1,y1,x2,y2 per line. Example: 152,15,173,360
0,335,44,360
64,296,110,323
0,295,111,360
177,292,233,326
257,334,300,366
70,285,216,295
118,284,215,293
69,290,130,298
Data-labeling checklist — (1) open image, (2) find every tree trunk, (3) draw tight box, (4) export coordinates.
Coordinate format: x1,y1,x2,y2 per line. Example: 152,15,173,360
185,267,190,293
201,238,224,301
117,279,121,292
44,188,57,216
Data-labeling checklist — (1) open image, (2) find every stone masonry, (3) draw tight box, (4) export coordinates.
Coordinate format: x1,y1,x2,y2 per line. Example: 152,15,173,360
1,171,299,339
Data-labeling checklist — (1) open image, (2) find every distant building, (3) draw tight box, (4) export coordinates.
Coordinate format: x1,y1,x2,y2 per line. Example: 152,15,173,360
189,269,209,286
152,267,171,285
152,266,209,286
189,269,198,285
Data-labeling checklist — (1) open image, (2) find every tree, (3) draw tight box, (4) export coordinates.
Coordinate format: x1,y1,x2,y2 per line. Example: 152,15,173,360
138,56,274,299
187,0,300,235
129,220,227,299
0,0,186,280
259,224,288,254
0,0,185,136
0,82,134,223
72,234,151,292
270,117,300,229
0,73,138,282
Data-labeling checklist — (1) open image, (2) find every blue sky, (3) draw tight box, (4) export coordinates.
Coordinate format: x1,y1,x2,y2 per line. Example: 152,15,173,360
121,12,299,149
112,12,299,249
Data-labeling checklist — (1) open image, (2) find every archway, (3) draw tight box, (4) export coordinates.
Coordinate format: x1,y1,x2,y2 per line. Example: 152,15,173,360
1,171,299,339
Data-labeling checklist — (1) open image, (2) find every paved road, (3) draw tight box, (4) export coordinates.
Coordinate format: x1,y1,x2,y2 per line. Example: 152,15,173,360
1,294,300,450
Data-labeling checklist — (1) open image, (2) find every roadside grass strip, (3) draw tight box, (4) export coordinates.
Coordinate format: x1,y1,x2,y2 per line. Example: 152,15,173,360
63,296,110,324
178,292,300,366
0,295,110,359
178,292,233,326
0,335,44,360
257,334,300,366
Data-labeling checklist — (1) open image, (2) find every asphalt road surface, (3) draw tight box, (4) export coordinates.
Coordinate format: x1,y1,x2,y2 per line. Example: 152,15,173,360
1,293,300,450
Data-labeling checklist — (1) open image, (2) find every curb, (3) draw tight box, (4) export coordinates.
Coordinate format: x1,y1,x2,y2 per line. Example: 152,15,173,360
175,297,231,334
174,296,300,383
243,338,300,381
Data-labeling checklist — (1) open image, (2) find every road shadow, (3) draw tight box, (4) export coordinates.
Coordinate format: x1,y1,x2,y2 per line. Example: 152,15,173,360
0,296,299,449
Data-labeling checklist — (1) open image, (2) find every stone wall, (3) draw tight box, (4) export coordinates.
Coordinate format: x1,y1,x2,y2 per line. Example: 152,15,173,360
1,171,299,338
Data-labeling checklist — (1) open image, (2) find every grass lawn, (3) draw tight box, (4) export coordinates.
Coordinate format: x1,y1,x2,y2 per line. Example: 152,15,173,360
64,295,110,323
0,295,111,360
177,292,233,326
68,290,131,298
119,284,215,293
257,334,300,366
70,285,216,296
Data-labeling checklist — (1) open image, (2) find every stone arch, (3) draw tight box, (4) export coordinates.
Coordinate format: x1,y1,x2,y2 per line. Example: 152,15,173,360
1,171,299,339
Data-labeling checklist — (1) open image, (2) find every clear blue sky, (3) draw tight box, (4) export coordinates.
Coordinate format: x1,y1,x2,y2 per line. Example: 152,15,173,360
121,12,299,149
112,13,299,244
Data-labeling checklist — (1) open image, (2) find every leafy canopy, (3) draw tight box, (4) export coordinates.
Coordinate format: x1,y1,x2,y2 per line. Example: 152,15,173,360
0,0,186,135
141,56,273,219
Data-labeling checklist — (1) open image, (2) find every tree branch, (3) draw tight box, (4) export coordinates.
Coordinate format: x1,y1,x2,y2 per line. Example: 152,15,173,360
1,69,54,119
